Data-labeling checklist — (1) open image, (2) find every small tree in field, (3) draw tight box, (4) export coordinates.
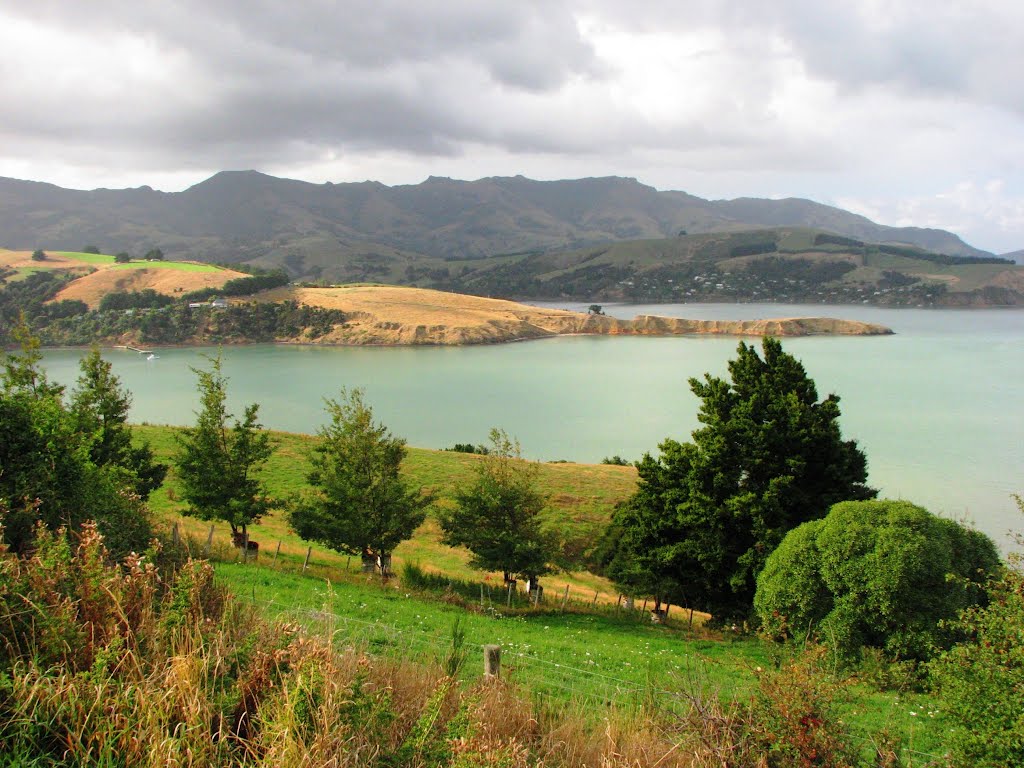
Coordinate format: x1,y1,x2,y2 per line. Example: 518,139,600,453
71,346,167,498
439,428,555,587
31,249,46,261
173,355,274,543
288,389,431,576
114,252,131,263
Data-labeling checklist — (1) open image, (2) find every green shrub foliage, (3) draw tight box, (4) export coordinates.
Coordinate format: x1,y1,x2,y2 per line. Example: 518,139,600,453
755,499,999,662
930,529,1024,767
603,338,874,620
1,324,153,556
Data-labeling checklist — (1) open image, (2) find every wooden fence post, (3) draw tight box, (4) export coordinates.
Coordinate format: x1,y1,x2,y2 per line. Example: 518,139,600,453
592,590,600,607
171,522,179,546
203,525,215,557
484,645,501,678
560,584,570,612
507,583,513,608
302,546,312,573
273,540,282,564
242,532,249,564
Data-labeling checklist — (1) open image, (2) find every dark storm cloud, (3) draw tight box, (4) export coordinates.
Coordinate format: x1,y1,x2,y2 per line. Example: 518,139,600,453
2,0,602,165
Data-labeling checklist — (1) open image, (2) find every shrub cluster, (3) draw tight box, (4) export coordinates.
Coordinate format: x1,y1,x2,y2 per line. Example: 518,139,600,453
99,288,175,311
755,499,999,663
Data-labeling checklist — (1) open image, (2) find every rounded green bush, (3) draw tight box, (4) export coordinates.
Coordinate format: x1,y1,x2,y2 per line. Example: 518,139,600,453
754,499,1000,661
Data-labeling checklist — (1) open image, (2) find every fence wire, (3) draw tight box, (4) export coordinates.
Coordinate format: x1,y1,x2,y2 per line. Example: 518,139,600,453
249,594,944,763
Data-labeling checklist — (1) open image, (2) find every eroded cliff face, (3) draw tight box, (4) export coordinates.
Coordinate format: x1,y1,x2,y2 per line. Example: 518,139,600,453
307,305,892,346
261,285,893,345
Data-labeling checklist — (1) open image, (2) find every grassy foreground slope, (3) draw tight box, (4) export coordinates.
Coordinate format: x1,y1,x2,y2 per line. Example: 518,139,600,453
137,424,636,600
136,424,948,758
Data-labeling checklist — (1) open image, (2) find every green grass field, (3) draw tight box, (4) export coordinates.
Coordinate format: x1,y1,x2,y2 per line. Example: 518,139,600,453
6,267,54,281
54,251,224,272
134,422,948,759
212,559,949,759
51,251,117,264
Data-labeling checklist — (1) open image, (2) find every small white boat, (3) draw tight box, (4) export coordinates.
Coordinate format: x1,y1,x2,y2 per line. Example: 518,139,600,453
147,353,159,360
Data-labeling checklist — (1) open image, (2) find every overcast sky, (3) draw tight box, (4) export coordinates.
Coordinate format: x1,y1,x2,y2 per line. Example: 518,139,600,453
1,1,1021,253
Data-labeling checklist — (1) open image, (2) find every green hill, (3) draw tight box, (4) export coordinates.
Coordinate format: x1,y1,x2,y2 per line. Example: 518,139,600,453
439,227,1024,306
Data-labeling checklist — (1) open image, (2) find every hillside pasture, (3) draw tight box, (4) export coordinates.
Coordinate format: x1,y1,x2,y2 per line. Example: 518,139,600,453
861,251,1024,291
52,261,247,308
2,248,244,308
136,424,636,602
0,248,94,272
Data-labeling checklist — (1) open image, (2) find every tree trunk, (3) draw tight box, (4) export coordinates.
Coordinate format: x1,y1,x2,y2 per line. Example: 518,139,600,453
651,595,666,624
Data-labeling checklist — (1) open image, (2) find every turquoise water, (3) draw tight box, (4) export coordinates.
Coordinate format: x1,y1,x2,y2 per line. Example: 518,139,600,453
37,304,1024,548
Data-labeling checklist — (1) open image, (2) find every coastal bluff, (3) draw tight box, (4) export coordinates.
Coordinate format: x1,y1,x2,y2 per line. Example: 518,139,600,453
258,285,893,346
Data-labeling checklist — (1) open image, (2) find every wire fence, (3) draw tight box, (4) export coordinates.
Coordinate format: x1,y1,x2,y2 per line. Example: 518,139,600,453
248,594,944,763
176,525,946,763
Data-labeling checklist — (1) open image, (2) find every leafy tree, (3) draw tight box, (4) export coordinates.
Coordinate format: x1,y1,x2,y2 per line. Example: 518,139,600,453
596,498,691,616
82,245,101,254
70,347,167,498
173,355,274,542
604,337,875,621
114,252,131,263
2,314,63,398
1,321,151,555
930,498,1023,767
288,389,431,575
31,249,46,261
755,499,999,662
144,248,164,261
439,428,555,586
42,299,88,319
99,289,173,312
588,304,604,315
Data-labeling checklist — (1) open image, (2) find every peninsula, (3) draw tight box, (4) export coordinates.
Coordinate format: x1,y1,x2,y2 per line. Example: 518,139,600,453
256,285,893,345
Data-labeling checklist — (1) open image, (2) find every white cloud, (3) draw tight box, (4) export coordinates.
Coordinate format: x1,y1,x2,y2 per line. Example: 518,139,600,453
837,180,1024,254
0,1,1021,251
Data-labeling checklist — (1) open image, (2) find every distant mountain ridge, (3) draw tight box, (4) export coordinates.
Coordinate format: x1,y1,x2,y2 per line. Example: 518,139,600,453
0,172,992,277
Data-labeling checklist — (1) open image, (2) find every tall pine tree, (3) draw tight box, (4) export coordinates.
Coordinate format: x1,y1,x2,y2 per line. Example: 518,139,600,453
605,337,874,621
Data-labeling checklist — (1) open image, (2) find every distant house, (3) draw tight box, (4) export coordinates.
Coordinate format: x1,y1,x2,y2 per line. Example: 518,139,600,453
188,302,207,309
211,298,228,309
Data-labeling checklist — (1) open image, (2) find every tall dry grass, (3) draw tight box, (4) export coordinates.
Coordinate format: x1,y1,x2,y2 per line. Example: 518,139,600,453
0,522,879,767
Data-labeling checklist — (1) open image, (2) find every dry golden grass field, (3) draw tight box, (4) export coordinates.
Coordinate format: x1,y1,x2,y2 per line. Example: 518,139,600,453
257,284,891,345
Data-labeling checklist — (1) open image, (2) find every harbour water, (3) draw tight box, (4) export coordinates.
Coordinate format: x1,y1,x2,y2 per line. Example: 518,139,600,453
38,303,1024,548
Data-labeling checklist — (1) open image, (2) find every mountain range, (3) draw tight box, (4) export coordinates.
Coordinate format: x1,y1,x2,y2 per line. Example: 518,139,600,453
0,171,995,272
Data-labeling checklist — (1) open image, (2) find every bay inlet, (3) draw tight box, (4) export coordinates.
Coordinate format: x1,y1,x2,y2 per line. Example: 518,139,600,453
38,303,1024,550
